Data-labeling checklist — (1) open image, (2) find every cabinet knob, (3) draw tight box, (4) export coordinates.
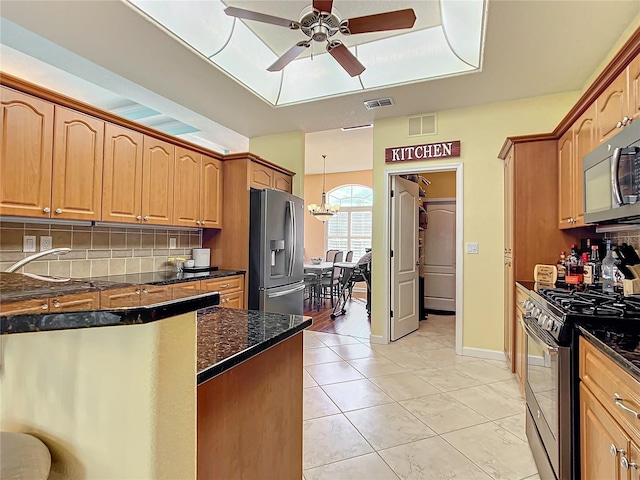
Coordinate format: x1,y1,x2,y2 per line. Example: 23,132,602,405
55,208,62,214
52,300,60,308
617,121,623,129
621,456,638,470
135,289,141,295
144,216,149,221
41,304,48,310
196,220,201,225
622,116,631,126
136,215,142,220
202,220,206,225
610,444,626,457
43,207,51,213
142,289,148,294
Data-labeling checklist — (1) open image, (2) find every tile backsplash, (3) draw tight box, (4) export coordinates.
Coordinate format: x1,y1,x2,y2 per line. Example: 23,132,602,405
0,222,201,278
605,229,640,249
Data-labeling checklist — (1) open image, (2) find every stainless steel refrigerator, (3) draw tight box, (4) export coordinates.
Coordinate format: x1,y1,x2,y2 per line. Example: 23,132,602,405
248,188,305,315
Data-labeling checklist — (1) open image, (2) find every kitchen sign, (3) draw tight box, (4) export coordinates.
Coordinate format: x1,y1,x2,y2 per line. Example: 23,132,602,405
385,140,461,163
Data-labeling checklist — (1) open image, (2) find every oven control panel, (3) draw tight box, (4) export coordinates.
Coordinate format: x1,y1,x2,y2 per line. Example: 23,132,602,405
524,297,561,334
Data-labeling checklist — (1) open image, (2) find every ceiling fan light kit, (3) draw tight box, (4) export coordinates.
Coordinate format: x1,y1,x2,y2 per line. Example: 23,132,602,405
225,0,417,77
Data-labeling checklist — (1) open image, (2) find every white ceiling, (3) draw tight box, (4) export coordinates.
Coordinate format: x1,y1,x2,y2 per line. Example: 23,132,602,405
1,1,639,173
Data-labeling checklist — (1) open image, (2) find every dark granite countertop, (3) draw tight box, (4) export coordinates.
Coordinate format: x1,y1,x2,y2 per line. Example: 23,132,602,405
87,269,245,287
577,323,640,382
0,272,220,334
197,307,312,385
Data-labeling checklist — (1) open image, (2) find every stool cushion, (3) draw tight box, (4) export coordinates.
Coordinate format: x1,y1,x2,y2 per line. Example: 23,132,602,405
0,432,51,480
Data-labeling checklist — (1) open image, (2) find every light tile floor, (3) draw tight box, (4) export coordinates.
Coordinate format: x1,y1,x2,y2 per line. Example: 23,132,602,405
302,314,541,480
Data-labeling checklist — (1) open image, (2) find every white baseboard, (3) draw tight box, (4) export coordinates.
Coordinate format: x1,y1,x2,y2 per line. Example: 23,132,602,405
369,334,386,345
462,347,507,361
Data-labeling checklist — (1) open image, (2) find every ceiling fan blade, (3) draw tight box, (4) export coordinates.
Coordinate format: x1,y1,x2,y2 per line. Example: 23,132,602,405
313,0,333,14
327,42,365,77
342,9,416,35
268,42,311,72
224,6,300,29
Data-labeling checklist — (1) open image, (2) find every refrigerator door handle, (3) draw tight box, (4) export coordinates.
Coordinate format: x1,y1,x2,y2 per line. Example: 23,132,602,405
287,200,295,277
267,282,306,298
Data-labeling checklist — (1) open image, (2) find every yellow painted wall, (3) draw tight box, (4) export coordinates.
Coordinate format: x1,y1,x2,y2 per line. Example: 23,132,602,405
303,170,373,260
371,91,580,349
422,171,456,199
0,313,196,479
249,131,305,197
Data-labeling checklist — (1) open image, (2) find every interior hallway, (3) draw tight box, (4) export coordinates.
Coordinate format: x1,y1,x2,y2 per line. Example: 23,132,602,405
302,315,540,480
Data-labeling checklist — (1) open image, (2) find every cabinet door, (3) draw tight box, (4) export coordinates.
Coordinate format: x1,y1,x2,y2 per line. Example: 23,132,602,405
572,106,596,228
250,163,273,190
558,130,574,229
515,309,526,395
580,383,629,480
628,55,640,124
504,257,515,371
201,155,222,228
220,291,244,309
596,71,629,144
102,123,144,224
142,137,174,225
273,172,292,193
628,441,640,480
0,87,54,218
174,147,201,227
52,106,104,221
504,149,514,256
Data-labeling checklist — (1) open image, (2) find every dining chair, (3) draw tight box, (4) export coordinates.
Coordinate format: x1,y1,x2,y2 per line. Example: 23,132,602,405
345,250,353,262
320,251,343,306
325,249,339,262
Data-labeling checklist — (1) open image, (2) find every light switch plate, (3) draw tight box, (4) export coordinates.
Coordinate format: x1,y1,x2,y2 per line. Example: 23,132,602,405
40,236,53,251
23,235,36,253
466,242,479,254
169,237,177,249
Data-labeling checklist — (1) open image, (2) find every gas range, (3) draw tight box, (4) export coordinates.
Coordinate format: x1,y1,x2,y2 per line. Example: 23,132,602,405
524,285,640,346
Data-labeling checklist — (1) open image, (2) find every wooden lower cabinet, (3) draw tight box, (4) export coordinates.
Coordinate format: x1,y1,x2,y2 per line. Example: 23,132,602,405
201,275,245,309
580,336,640,480
197,333,303,479
0,298,50,315
50,292,100,312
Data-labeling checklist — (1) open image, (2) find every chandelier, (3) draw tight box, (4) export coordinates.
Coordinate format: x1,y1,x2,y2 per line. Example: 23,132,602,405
308,155,340,222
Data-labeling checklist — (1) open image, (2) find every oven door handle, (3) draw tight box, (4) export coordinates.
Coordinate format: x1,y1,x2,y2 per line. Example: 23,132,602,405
522,318,559,356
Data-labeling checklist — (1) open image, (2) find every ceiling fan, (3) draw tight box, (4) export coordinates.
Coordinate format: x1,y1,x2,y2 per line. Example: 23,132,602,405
224,1,417,77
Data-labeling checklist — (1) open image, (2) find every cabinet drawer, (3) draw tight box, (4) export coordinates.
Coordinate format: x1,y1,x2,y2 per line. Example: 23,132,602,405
580,336,640,441
170,280,201,291
220,291,244,309
0,298,50,315
200,275,243,294
50,291,100,312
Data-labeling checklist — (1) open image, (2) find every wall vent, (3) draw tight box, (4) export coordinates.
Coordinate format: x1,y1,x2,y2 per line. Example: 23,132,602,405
363,97,394,110
408,113,437,136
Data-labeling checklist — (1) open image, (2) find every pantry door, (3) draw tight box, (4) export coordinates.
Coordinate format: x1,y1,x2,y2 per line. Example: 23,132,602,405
391,176,419,341
423,199,456,311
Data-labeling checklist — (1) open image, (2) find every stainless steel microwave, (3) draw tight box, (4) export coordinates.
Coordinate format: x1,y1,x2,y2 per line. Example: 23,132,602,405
583,121,640,224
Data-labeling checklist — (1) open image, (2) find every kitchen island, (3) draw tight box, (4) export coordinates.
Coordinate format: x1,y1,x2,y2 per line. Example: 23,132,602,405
0,272,310,479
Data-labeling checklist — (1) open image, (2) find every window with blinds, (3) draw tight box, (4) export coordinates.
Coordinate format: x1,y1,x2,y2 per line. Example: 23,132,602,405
326,185,372,261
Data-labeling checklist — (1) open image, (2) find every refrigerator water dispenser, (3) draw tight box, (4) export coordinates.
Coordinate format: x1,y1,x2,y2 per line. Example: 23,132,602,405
270,240,285,267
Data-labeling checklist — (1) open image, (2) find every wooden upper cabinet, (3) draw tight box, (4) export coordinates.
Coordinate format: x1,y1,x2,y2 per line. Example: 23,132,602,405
174,147,202,227
52,106,104,221
102,123,144,224
571,105,596,228
0,87,54,217
201,155,222,228
273,171,292,193
629,54,640,124
250,163,273,190
558,130,574,228
596,70,629,144
142,137,174,226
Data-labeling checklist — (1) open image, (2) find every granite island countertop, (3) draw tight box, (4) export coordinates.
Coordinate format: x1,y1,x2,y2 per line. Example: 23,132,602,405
196,307,312,385
0,272,220,334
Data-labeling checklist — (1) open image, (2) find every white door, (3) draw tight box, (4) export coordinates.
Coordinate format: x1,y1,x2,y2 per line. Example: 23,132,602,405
423,199,456,311
391,176,419,341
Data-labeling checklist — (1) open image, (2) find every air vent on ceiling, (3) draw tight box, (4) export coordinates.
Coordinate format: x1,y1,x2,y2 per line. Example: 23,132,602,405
363,97,394,110
408,113,437,136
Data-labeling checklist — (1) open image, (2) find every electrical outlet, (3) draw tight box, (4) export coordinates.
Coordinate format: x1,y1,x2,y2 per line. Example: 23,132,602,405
169,237,177,249
23,235,36,253
40,236,53,251
465,242,479,254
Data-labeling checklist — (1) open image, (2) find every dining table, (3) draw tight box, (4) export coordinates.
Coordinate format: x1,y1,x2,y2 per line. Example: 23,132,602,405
303,261,334,311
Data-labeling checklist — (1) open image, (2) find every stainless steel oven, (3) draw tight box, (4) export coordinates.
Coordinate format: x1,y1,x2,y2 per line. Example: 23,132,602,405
523,312,572,480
